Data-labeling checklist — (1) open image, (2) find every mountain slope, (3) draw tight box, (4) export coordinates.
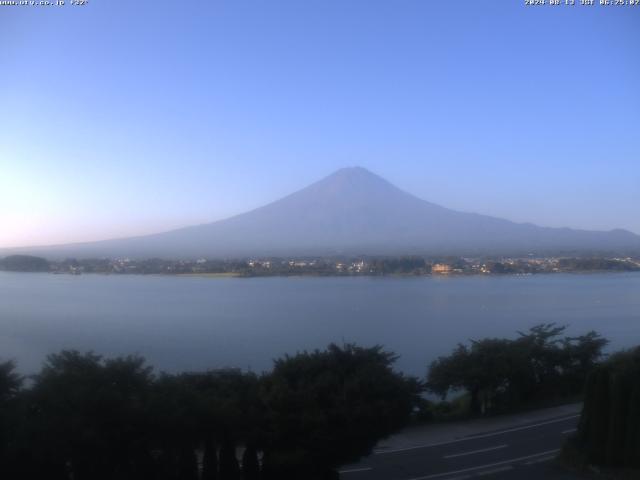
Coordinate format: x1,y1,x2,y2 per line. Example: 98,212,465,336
6,167,640,259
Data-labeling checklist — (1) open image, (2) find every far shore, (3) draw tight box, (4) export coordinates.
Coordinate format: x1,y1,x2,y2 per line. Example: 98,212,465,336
2,270,640,280
2,253,639,278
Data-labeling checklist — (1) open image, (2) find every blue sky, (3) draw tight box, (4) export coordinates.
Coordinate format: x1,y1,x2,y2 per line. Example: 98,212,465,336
1,0,639,247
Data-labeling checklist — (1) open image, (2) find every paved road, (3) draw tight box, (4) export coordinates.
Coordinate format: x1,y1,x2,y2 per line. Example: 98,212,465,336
339,409,581,480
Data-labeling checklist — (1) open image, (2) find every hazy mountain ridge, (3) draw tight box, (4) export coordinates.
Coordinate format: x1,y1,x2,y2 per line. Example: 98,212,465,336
4,167,640,259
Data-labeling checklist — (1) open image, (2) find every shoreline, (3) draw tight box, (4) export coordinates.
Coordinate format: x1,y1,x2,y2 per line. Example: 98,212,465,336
2,270,639,279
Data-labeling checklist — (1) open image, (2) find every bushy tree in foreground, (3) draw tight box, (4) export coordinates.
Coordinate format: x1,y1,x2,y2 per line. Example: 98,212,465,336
427,324,608,415
23,351,155,479
575,346,640,468
0,343,421,480
0,360,23,472
0,360,22,402
260,343,423,479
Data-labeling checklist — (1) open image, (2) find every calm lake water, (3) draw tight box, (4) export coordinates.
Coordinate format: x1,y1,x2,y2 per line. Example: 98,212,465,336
1,272,639,376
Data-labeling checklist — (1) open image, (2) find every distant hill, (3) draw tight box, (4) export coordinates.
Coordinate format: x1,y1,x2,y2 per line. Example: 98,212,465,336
0,255,50,272
4,167,640,259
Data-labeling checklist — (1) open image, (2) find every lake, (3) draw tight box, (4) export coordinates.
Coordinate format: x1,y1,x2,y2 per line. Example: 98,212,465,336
1,272,639,376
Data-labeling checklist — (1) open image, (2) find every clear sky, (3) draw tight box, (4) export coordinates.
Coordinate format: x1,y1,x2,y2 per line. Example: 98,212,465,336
1,0,639,248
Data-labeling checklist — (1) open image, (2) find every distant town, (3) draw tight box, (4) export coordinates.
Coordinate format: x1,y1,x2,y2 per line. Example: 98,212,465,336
1,254,639,276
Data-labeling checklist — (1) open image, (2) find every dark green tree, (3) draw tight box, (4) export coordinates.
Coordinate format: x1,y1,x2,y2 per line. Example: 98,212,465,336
27,351,154,480
428,339,529,414
605,372,631,465
0,360,23,475
202,438,219,480
242,443,260,480
428,325,608,416
0,360,22,401
261,343,422,478
219,436,241,480
624,383,640,467
577,346,640,468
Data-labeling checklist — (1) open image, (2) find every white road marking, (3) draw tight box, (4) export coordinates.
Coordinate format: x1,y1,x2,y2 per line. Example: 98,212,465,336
561,428,577,434
477,465,513,476
375,415,579,454
405,449,560,480
443,444,508,459
524,455,556,465
338,466,373,474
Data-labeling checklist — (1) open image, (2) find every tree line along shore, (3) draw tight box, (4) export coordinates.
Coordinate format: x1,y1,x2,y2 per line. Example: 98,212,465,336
1,254,639,276
1,324,638,479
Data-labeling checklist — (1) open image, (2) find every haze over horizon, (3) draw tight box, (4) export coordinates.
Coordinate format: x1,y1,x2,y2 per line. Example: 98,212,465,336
3,166,638,259
2,1,639,248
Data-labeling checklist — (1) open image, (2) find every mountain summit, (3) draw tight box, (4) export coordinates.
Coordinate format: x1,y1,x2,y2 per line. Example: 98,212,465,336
8,167,640,258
